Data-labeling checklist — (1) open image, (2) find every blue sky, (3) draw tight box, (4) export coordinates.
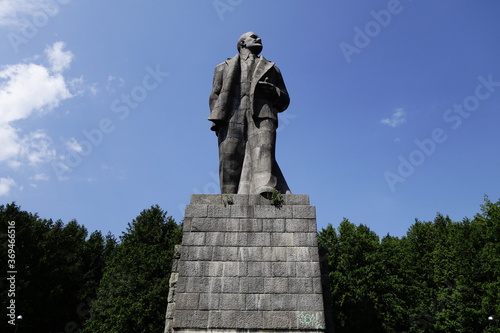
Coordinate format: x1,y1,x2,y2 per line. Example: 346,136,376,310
1,0,499,238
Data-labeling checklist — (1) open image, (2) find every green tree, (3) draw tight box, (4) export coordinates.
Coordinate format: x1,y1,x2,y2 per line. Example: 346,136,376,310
0,203,115,332
319,219,384,332
318,197,500,332
83,205,182,333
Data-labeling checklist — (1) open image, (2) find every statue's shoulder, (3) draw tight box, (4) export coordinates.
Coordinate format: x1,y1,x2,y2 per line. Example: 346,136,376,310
214,54,239,72
259,55,275,65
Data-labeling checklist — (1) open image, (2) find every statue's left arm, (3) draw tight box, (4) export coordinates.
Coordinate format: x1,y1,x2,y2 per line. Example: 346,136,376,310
258,65,290,112
272,66,290,112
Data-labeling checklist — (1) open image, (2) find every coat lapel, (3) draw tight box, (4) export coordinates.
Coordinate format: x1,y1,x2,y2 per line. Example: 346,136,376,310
251,56,274,95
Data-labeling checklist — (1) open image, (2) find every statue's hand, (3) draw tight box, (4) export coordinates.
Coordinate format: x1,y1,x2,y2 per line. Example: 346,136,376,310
258,77,278,100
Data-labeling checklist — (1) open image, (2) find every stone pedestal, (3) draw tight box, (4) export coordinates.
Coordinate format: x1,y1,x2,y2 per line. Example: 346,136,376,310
165,194,327,332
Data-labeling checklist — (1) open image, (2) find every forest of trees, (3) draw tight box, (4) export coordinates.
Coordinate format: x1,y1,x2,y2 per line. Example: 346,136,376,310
1,197,499,332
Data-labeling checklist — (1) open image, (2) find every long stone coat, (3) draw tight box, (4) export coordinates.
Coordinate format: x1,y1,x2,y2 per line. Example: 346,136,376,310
208,53,291,194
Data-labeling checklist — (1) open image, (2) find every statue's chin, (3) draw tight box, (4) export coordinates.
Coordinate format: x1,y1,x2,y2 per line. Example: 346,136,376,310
249,45,263,55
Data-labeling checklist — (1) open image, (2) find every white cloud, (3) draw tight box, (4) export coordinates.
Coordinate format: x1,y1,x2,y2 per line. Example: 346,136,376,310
19,130,56,165
106,75,125,92
65,137,82,152
45,41,73,73
0,177,16,196
0,63,72,124
0,0,62,27
31,173,50,181
0,41,73,168
381,108,407,128
0,123,20,162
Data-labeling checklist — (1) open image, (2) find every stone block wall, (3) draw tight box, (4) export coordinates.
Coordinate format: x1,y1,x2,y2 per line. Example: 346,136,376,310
166,194,327,332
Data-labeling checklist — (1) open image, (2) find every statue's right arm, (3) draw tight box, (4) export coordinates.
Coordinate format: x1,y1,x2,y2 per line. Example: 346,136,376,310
209,65,224,111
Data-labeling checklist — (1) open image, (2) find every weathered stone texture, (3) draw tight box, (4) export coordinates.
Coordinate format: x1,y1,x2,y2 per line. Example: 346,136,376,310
167,194,326,332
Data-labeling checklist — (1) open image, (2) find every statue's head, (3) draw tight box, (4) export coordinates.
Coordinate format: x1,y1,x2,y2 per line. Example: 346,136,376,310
237,32,263,55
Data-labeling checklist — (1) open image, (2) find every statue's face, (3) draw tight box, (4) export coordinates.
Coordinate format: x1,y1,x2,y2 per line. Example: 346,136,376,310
242,32,262,54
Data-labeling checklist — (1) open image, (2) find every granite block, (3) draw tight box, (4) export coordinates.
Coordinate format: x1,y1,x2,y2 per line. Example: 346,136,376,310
284,194,310,205
182,217,192,232
247,232,271,246
286,247,313,262
185,277,210,293
296,262,321,278
239,277,264,293
224,232,247,246
262,311,291,330
204,232,225,246
230,194,249,205
271,232,294,247
272,294,298,311
271,262,296,277
220,311,263,330
239,218,263,232
181,232,205,246
207,310,223,328
312,277,323,294
178,261,204,277
286,218,315,233
208,204,231,218
220,277,240,293
213,246,238,261
289,278,314,294
185,204,208,218
247,261,272,277
175,293,200,310
296,294,324,311
190,194,222,205
198,293,220,310
275,205,293,218
262,218,285,232
224,218,240,232
220,293,246,310
205,261,223,276
173,310,208,328
292,232,318,247
262,246,287,261
230,205,253,218
222,261,246,277
293,205,316,218
206,277,222,293
186,246,213,261
264,277,289,293
245,293,271,311
253,205,277,218
190,218,220,232
238,247,263,261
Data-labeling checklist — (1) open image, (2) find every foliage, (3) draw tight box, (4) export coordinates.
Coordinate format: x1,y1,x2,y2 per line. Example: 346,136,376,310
82,205,182,333
265,190,284,206
2,196,499,332
318,196,500,332
0,203,116,332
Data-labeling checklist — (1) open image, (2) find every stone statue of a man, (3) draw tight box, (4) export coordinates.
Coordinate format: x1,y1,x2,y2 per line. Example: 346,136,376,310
209,32,291,195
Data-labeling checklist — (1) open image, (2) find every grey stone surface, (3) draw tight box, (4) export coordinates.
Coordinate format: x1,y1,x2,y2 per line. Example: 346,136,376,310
292,205,316,219
208,32,291,195
185,204,208,218
168,194,327,332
